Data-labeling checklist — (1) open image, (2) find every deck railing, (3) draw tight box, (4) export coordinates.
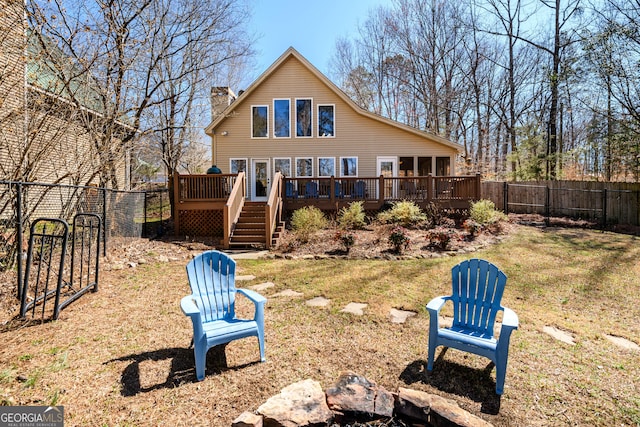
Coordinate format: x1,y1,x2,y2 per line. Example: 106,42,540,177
282,174,481,210
223,172,246,248
265,172,283,249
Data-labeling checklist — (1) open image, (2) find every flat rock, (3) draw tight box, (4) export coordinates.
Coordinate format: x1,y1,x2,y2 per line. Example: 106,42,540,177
543,326,575,345
326,371,394,418
389,308,416,324
272,289,304,298
396,388,493,427
251,282,276,292
340,302,368,316
257,379,333,427
305,297,331,307
236,274,256,281
604,334,640,351
232,411,263,427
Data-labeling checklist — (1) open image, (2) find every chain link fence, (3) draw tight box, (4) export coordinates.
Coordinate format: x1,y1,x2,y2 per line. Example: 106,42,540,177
0,181,170,308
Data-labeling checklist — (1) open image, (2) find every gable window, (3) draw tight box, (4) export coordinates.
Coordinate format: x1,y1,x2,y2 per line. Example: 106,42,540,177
318,104,334,137
230,158,247,173
296,157,313,177
318,157,335,177
340,157,358,177
274,158,291,177
273,99,290,138
296,98,312,137
252,106,268,138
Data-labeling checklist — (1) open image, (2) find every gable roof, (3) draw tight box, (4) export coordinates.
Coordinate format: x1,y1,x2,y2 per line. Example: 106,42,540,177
205,47,463,152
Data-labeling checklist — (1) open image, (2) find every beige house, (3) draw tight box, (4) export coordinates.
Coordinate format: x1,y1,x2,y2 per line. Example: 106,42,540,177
205,47,463,202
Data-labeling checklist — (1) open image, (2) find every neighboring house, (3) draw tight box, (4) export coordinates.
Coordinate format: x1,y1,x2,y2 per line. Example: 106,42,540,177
0,0,130,189
205,47,463,202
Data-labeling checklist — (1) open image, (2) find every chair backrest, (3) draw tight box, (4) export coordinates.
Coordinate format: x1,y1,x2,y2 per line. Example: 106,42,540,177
186,250,237,323
354,180,366,198
285,181,296,197
305,181,318,197
450,259,507,338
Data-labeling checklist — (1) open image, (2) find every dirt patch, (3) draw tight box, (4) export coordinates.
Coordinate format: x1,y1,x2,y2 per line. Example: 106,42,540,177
270,222,514,260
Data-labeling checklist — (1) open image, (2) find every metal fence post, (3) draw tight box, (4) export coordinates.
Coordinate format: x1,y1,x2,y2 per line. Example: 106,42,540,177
102,188,108,256
503,181,508,213
143,191,148,238
16,182,23,300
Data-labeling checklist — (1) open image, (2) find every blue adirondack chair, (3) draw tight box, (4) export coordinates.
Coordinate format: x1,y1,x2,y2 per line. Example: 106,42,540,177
354,180,366,198
305,181,319,198
334,180,343,198
285,181,297,198
426,258,518,394
181,250,266,381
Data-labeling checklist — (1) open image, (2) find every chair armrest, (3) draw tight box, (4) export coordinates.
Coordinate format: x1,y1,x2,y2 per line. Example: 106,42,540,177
237,288,267,305
237,288,267,326
502,306,519,330
181,295,201,317
426,296,448,314
181,295,204,340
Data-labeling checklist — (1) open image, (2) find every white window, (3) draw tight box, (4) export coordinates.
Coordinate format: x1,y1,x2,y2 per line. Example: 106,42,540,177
251,106,268,138
340,157,358,177
296,98,312,137
318,157,335,177
230,158,247,174
273,158,292,177
295,157,313,177
318,104,335,137
273,99,290,138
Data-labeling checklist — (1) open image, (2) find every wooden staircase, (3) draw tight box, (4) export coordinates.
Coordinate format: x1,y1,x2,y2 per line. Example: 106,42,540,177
229,202,285,249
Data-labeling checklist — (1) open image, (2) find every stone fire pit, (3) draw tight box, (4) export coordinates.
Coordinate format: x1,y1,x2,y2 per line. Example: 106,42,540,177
232,371,492,427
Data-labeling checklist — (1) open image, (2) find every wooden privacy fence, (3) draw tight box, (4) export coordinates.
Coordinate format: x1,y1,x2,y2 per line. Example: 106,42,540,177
482,181,640,226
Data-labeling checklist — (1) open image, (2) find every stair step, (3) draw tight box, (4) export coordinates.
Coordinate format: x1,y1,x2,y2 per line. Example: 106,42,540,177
235,221,265,228
234,229,265,236
231,235,266,243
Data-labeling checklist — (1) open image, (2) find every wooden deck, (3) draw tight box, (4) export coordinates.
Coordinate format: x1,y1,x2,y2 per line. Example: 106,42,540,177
173,173,481,247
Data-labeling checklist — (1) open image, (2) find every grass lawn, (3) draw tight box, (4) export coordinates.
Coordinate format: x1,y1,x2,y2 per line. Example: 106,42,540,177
1,225,639,426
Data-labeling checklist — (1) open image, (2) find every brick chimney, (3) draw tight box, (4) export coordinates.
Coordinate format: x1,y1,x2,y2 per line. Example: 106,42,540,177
211,86,236,121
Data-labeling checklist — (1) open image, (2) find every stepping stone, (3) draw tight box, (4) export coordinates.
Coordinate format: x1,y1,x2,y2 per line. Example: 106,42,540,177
389,308,416,324
251,282,276,292
604,334,640,351
236,274,256,281
306,297,331,307
272,289,304,298
340,302,368,316
543,326,575,345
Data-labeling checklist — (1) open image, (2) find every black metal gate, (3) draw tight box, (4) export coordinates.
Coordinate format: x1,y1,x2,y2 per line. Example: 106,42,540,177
19,214,101,321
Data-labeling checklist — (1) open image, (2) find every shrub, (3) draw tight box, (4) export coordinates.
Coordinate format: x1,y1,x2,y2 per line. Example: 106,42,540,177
291,206,328,242
338,201,366,230
422,202,445,228
388,226,411,253
377,201,427,227
334,231,356,253
469,199,507,226
426,227,456,250
462,219,482,237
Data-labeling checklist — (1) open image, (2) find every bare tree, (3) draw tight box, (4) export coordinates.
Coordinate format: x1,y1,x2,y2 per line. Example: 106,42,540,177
25,0,254,189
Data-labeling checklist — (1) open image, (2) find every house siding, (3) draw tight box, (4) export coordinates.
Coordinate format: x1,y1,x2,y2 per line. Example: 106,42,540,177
0,0,26,180
0,0,128,189
209,50,460,198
